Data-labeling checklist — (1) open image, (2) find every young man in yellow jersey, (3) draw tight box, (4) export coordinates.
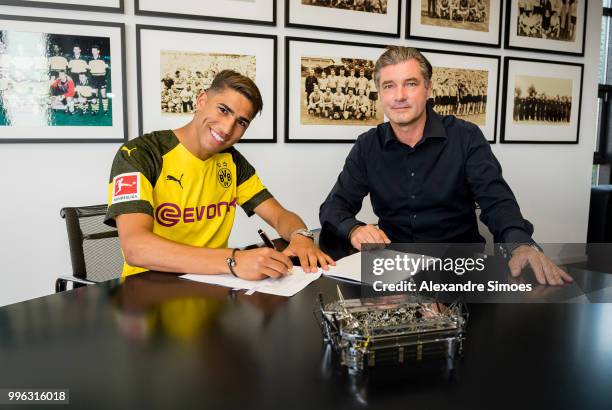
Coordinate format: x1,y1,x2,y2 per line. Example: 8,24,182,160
105,70,334,280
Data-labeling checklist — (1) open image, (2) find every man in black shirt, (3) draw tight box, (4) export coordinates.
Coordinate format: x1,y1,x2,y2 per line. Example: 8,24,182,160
304,67,319,106
319,46,572,286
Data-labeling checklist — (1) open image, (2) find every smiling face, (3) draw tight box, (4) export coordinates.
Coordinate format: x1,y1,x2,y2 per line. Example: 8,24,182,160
192,87,254,159
378,59,431,128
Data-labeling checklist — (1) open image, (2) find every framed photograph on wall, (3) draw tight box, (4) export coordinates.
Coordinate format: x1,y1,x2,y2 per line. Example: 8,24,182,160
285,0,402,38
505,0,586,56
137,25,277,142
135,0,276,26
501,57,583,144
0,0,123,13
406,0,502,48
285,37,387,143
422,49,500,142
0,15,127,143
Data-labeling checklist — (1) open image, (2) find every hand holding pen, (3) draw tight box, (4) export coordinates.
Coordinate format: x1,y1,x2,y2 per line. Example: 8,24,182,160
228,231,293,280
259,228,335,273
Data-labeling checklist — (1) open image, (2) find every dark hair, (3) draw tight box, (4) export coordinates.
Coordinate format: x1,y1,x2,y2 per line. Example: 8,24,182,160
374,46,433,87
208,69,263,116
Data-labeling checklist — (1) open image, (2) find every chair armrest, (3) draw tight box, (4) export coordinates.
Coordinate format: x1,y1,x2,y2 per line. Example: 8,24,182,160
55,275,96,293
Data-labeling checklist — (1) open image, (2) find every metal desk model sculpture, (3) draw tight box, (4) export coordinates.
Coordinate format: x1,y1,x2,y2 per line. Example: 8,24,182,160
316,286,467,374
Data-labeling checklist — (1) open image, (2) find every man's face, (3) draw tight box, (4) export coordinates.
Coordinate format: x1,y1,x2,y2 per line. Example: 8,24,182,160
59,71,67,81
92,48,99,58
73,46,81,56
309,68,314,76
193,88,255,156
378,59,431,128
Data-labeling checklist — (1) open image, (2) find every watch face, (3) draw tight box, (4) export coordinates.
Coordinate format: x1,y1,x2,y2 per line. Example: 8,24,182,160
298,229,314,238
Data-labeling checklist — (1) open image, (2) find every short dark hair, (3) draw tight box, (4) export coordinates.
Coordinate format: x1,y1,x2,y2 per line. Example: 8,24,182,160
208,70,263,116
374,46,433,87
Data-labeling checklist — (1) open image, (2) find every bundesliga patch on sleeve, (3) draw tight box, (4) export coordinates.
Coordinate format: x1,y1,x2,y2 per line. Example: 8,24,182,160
112,172,141,204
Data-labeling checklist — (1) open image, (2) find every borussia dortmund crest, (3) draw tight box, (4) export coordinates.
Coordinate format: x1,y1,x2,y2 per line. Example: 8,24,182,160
217,163,232,189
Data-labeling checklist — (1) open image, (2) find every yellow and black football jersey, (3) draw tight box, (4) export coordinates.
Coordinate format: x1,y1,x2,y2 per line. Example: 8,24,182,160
104,130,272,277
88,58,107,76
68,58,88,74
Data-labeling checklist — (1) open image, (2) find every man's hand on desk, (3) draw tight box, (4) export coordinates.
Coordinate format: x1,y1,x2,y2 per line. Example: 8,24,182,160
233,248,293,280
282,234,335,273
508,245,574,286
349,224,391,251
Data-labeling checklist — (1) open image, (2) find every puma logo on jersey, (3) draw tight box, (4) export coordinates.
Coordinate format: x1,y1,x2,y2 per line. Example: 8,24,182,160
166,173,184,189
121,146,137,156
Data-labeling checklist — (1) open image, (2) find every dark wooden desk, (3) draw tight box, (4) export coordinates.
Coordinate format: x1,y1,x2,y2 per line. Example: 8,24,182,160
1,235,612,409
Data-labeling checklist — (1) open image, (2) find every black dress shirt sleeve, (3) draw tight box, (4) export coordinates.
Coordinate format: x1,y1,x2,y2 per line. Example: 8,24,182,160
464,126,534,244
319,136,369,240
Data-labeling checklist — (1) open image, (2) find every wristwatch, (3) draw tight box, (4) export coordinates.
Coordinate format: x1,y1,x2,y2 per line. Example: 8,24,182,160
291,228,314,240
226,248,239,277
498,242,543,259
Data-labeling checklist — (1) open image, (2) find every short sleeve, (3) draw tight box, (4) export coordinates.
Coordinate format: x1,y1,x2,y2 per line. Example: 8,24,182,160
230,148,273,217
104,142,158,227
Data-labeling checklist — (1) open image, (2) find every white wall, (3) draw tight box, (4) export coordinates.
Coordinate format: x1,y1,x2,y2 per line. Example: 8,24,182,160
0,1,601,306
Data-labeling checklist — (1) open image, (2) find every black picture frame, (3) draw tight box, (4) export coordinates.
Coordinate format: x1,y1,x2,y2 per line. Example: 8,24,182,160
0,0,124,13
0,14,128,143
500,56,583,144
135,0,276,26
285,37,500,144
136,25,277,143
504,0,587,57
285,36,387,144
421,47,501,143
406,0,503,48
285,0,402,38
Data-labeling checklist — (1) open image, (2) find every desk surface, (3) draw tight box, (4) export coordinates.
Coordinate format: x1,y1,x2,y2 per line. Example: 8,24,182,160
2,237,612,409
2,276,612,409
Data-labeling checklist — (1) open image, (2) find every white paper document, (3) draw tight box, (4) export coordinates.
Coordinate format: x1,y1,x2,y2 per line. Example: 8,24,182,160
323,252,363,283
324,249,440,283
180,267,321,297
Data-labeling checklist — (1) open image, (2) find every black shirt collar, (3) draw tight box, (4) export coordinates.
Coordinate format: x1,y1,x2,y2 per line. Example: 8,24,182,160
383,104,448,147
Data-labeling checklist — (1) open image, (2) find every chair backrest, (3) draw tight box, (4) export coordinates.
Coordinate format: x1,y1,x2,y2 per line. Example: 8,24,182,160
61,205,123,282
588,185,612,243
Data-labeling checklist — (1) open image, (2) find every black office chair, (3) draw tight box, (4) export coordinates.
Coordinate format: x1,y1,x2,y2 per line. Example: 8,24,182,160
55,205,124,292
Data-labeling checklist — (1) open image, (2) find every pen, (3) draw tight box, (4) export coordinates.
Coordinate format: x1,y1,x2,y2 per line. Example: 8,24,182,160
258,228,276,249
258,228,294,274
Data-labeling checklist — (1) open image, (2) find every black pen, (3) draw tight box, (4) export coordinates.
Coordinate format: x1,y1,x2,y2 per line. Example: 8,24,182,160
258,229,276,249
258,229,294,274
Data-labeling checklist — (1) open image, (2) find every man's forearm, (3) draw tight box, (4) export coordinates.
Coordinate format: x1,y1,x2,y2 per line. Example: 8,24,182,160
121,230,232,275
272,209,307,241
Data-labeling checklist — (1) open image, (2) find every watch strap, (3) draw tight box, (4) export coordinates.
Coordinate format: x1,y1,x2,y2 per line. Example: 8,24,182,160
291,228,314,240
